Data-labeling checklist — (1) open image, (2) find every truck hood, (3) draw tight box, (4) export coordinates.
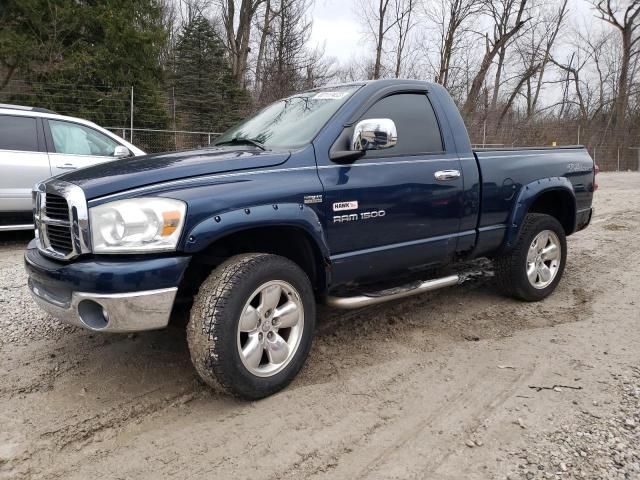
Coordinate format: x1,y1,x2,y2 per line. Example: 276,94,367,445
57,147,291,200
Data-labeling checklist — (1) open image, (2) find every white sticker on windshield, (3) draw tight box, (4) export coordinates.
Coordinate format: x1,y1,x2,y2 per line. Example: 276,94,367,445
313,91,349,100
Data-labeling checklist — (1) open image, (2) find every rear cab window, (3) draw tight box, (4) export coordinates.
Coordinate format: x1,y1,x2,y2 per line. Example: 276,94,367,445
0,115,39,152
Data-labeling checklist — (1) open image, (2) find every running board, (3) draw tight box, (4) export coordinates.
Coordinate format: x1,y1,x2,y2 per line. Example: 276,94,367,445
325,274,461,309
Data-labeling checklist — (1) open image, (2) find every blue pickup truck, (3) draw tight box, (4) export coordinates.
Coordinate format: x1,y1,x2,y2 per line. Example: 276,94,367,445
25,80,596,398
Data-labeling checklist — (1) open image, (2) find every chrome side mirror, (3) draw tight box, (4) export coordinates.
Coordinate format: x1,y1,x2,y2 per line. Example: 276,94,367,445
114,145,131,158
352,118,397,151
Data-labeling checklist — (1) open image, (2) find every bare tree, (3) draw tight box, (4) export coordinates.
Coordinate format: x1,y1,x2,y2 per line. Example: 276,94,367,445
257,0,335,103
219,0,268,86
255,0,279,94
179,0,210,24
528,0,567,117
551,51,590,119
391,0,418,77
575,27,615,119
335,55,375,82
498,62,539,124
505,0,568,119
489,0,531,110
358,0,404,79
592,0,640,127
425,0,482,88
462,0,530,116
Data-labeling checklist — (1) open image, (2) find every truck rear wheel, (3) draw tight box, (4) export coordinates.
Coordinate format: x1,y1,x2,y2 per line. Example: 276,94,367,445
187,253,315,399
494,213,567,302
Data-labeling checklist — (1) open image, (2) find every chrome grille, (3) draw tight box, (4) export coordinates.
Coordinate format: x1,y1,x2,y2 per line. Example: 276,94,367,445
34,180,91,260
45,223,74,253
43,193,70,221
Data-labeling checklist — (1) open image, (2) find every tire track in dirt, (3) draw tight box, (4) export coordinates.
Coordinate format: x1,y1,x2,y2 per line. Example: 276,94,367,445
352,366,537,480
282,357,539,480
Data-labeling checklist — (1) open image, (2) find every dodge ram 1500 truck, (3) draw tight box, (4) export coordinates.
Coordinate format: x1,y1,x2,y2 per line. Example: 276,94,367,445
25,79,595,399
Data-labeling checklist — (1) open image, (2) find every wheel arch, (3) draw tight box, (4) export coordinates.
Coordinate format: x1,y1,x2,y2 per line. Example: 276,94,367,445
504,178,576,249
180,204,330,296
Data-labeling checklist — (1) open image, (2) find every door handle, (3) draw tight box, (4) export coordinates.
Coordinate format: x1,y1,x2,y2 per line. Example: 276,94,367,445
434,169,461,181
56,163,77,170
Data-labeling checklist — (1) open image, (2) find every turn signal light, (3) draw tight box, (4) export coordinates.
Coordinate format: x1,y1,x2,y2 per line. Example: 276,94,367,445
162,210,182,236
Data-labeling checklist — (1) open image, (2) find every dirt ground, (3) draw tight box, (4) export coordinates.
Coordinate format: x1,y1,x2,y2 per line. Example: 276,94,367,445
0,172,638,480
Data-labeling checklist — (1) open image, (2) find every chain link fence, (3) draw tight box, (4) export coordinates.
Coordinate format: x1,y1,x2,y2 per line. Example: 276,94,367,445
2,80,638,170
108,120,640,171
466,118,640,171
106,128,222,153
0,80,231,154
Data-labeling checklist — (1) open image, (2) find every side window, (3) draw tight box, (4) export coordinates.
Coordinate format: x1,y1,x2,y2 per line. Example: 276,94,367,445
361,93,443,156
0,115,39,152
48,120,119,156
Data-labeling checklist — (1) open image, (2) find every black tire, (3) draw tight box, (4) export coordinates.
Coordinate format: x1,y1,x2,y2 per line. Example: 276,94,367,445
187,253,316,400
494,213,567,302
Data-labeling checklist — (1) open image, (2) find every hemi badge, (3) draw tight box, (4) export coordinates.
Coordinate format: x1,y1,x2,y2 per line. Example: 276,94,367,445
333,201,358,211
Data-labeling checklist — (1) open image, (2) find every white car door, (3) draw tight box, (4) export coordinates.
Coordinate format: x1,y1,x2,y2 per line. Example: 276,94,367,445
46,119,124,175
0,114,51,222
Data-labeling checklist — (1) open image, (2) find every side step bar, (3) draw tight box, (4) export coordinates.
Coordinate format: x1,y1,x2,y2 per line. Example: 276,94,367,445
325,274,461,310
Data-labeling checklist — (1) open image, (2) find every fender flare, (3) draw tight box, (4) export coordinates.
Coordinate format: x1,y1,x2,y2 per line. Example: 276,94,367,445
182,202,330,261
504,177,576,249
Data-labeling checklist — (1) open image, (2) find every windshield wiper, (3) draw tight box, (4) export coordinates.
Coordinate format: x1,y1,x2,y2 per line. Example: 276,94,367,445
215,137,266,150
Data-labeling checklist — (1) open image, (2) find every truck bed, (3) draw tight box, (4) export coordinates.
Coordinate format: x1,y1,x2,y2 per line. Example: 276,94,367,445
468,145,595,257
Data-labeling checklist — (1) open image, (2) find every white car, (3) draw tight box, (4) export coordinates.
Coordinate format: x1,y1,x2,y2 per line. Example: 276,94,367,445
0,104,145,230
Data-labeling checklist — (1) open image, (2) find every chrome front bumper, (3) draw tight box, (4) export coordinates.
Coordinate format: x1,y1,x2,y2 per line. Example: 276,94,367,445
28,279,177,332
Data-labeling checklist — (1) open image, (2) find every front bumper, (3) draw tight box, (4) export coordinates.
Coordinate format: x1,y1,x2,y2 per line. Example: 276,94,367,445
24,240,191,332
28,281,177,332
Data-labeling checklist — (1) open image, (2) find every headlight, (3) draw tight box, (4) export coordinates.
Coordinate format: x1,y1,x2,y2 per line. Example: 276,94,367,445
90,198,186,253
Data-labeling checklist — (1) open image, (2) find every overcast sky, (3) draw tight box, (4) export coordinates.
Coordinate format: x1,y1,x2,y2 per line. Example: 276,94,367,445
310,0,600,65
310,0,366,63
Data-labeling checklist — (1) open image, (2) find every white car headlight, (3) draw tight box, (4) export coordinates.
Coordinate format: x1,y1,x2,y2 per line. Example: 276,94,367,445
90,198,186,253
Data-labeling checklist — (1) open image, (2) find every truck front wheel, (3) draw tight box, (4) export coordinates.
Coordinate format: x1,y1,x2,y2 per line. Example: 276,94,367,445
187,253,316,399
495,213,567,302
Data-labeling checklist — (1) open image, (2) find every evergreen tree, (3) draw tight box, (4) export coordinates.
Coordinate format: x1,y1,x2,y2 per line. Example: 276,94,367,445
0,0,169,132
173,15,250,134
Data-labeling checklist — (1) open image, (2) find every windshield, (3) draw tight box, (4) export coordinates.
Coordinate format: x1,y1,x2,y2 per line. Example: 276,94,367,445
214,85,361,149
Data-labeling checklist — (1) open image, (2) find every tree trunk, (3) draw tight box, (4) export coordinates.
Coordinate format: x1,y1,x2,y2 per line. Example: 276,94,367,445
462,0,528,117
255,0,272,96
393,0,414,78
394,34,402,77
437,24,454,86
490,45,506,110
373,0,390,79
615,29,631,127
529,0,567,118
221,0,265,87
498,64,538,125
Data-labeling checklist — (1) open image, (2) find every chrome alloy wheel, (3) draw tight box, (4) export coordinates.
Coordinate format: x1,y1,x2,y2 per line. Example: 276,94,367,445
237,280,304,377
526,230,562,289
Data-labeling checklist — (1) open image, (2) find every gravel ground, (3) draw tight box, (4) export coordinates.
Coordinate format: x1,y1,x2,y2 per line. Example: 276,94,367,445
0,172,639,480
506,368,640,480
0,236,75,346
